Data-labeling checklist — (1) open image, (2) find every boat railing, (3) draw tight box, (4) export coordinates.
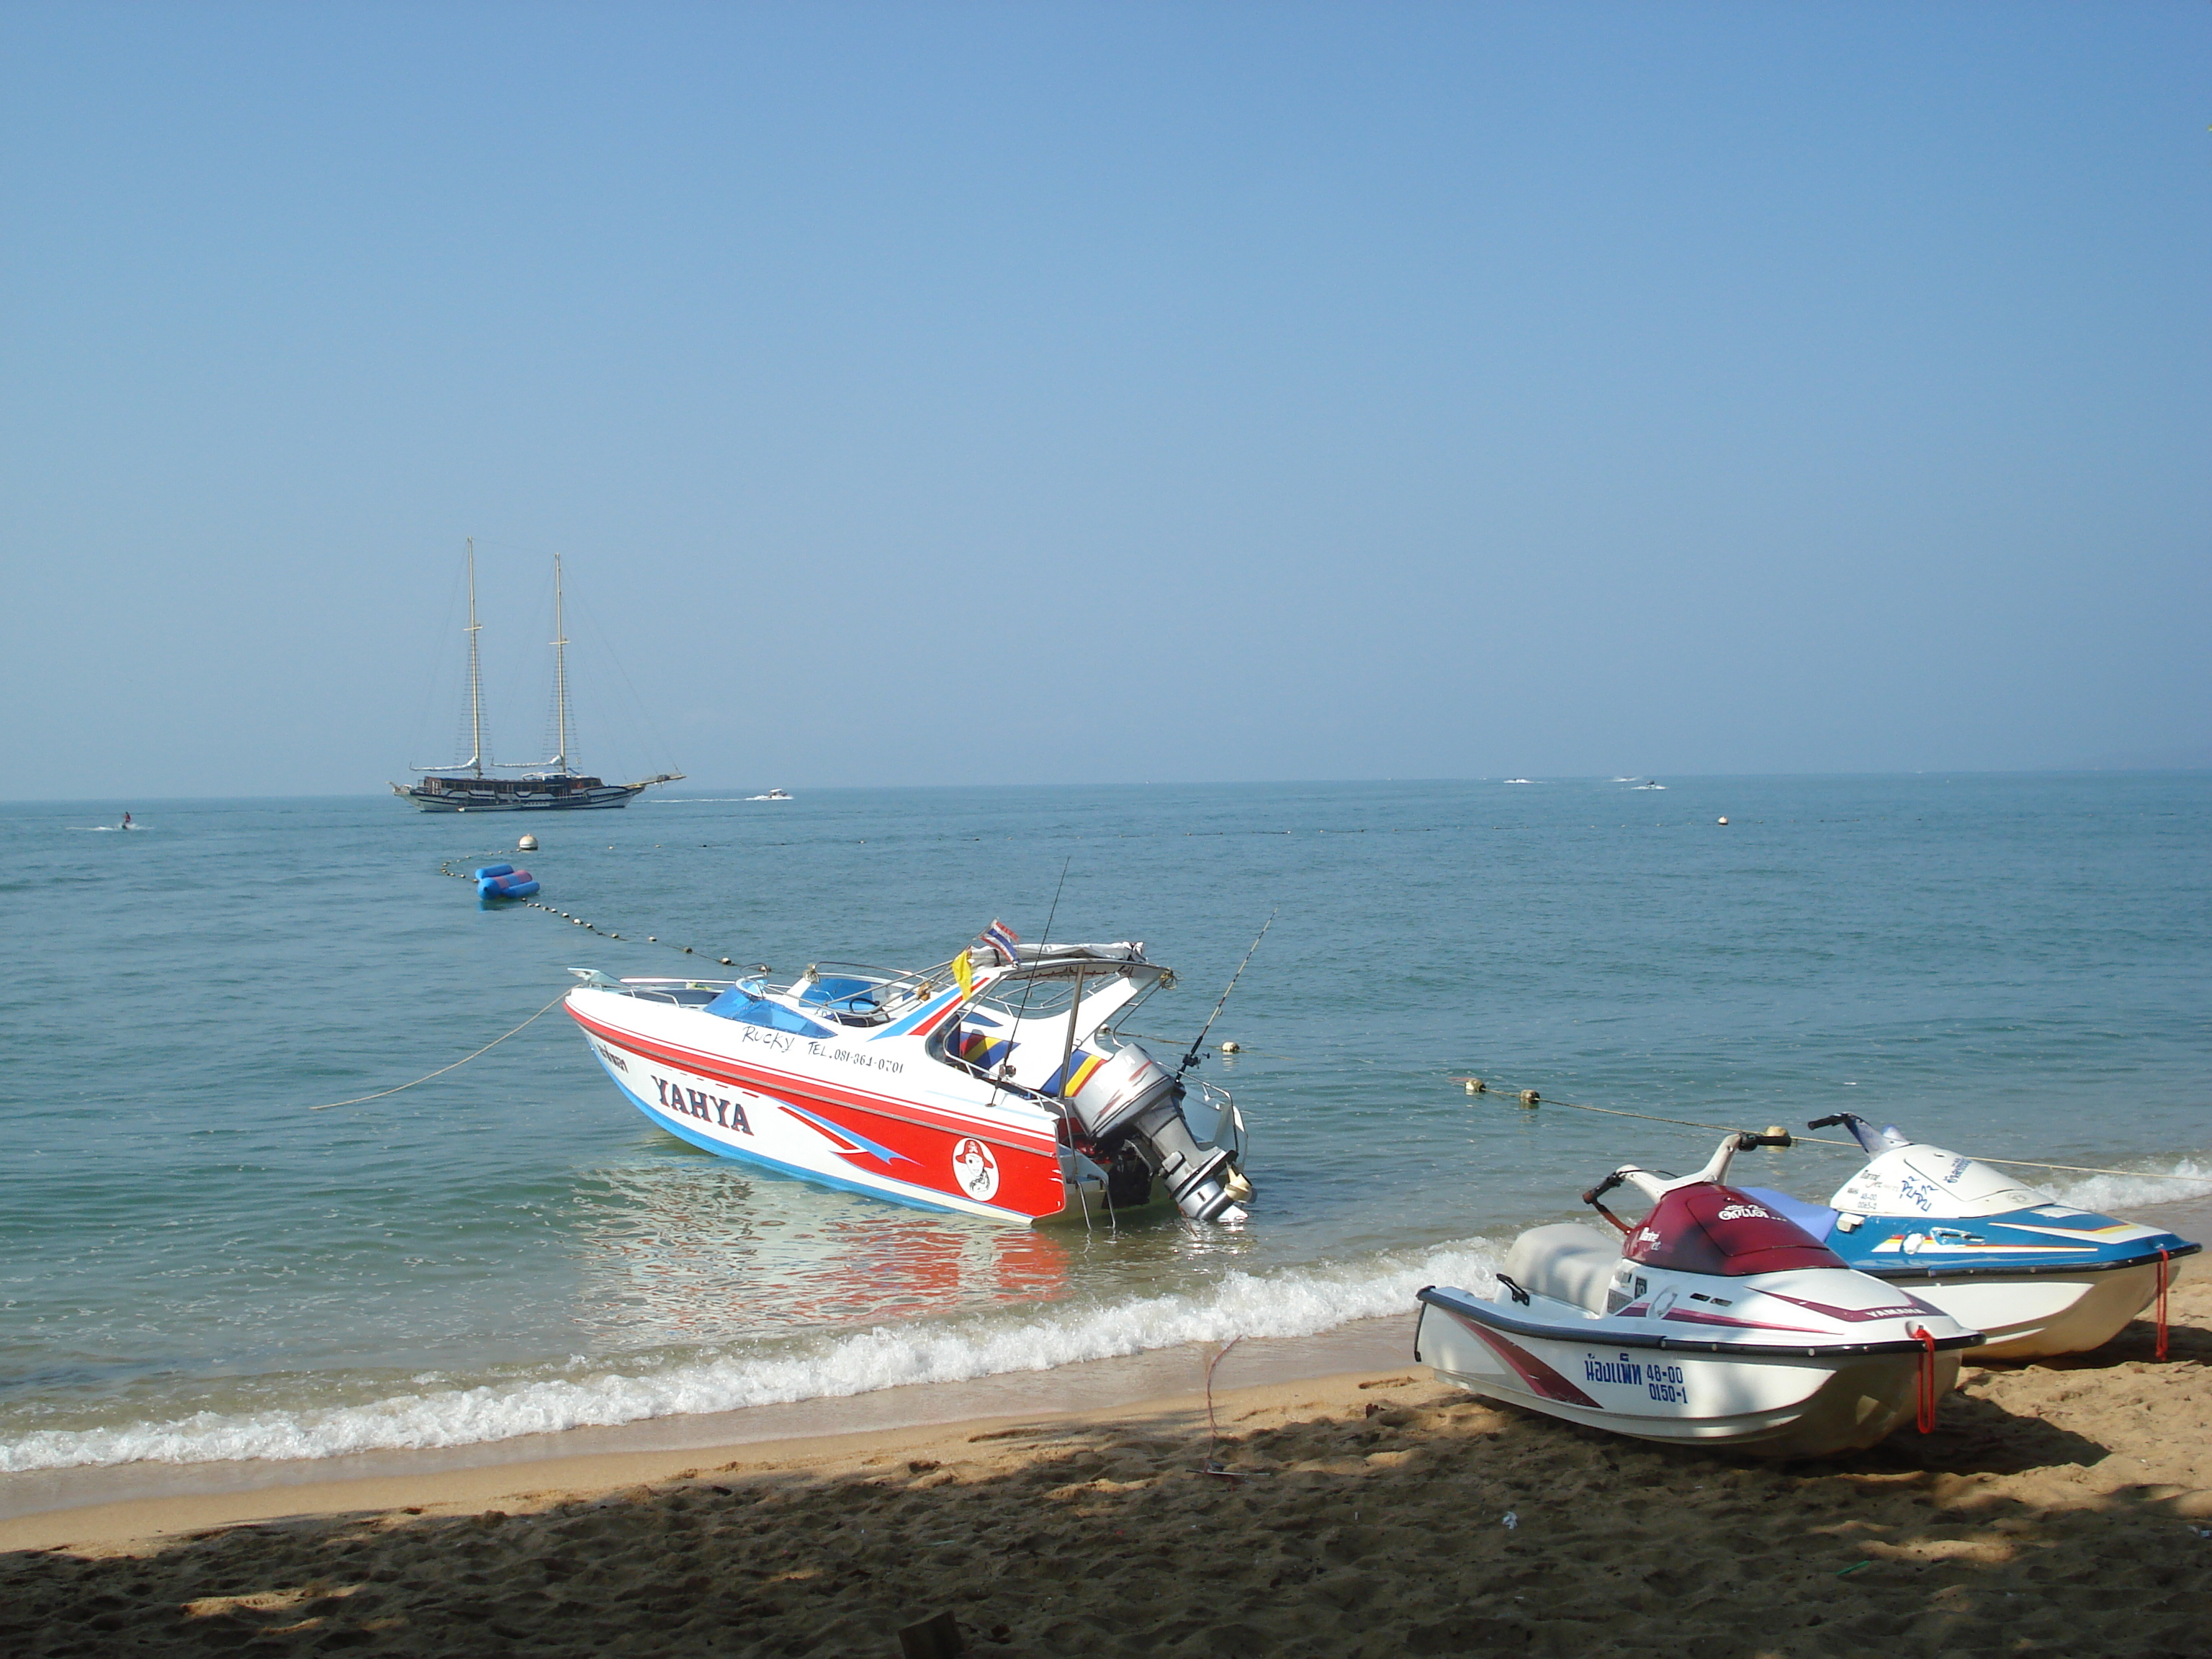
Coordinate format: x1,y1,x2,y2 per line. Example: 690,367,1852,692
611,976,737,1008
798,961,960,1022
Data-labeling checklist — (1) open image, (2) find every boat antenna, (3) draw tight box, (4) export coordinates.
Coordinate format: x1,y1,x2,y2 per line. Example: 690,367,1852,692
1177,909,1275,1079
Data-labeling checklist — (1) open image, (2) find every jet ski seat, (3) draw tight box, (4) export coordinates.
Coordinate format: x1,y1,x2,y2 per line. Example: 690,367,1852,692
1503,1223,1623,1315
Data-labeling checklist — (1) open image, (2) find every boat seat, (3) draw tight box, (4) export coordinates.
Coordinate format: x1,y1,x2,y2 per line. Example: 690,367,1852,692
1503,1223,1623,1316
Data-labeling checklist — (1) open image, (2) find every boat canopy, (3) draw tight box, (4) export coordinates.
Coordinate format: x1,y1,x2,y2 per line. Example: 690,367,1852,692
1002,941,1149,965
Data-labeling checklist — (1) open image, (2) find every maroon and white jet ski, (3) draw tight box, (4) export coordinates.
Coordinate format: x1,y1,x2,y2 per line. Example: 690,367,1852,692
1416,1131,1984,1456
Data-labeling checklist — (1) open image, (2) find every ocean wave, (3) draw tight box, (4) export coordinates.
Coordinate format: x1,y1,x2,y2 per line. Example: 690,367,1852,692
0,1239,1503,1473
2048,1156,2212,1215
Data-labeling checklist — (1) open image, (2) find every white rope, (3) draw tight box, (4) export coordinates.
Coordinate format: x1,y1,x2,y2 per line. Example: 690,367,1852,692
307,993,570,1110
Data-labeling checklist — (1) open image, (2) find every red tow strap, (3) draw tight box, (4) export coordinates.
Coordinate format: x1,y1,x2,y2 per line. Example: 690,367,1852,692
2156,1249,2171,1362
1910,1326,1938,1434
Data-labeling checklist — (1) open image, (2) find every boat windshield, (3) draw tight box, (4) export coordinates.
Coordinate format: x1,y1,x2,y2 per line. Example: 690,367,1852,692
703,986,835,1038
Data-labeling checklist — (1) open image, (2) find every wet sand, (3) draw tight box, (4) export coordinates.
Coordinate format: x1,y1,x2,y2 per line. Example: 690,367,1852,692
4,1249,2208,1655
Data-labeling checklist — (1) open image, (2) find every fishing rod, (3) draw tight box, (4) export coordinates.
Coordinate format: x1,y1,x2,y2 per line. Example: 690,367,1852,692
986,855,1071,1100
1177,909,1275,1079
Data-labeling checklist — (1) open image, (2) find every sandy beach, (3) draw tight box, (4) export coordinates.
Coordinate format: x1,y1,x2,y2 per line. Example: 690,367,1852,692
5,1218,2208,1658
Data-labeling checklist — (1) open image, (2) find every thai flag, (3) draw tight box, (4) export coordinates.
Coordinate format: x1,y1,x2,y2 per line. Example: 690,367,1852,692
983,919,1021,963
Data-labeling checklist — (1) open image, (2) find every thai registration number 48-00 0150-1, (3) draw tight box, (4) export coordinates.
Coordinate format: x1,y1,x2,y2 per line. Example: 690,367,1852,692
1583,1352,1690,1404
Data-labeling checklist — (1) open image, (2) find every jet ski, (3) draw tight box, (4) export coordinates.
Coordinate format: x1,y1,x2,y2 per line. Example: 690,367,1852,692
1734,1114,2200,1360
1415,1130,1982,1457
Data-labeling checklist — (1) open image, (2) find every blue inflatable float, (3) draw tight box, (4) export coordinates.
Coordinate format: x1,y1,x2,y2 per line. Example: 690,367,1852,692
477,867,540,899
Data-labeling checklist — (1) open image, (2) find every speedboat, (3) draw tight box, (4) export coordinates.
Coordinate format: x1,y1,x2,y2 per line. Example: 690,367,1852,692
1416,1130,1982,1455
1735,1114,2200,1359
564,926,1251,1226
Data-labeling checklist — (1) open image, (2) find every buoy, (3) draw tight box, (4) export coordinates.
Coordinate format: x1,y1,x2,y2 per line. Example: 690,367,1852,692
1463,1077,1485,1095
1519,1089,1540,1108
1765,1125,1789,1145
719,957,734,966
1717,817,1729,825
1219,1040,1241,1053
518,834,538,851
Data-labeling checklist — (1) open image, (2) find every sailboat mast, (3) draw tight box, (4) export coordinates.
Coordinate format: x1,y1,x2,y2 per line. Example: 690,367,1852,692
464,537,486,778
550,554,572,775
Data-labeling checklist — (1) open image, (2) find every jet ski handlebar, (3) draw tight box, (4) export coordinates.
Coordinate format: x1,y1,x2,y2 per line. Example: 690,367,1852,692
1581,1170,1634,1235
1580,1170,1629,1207
1583,1130,1797,1230
1802,1112,1905,1154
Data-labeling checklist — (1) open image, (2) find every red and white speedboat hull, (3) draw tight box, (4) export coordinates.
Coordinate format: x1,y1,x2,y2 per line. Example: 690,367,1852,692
565,938,1250,1226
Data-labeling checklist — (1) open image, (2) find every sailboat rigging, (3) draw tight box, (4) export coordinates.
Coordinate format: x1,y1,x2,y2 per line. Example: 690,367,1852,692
391,541,683,812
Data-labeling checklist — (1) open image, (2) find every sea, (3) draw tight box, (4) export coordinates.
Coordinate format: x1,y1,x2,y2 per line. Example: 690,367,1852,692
2,775,2206,1478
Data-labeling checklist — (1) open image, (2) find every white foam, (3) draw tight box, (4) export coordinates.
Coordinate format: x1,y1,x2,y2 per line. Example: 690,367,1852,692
0,1239,1503,1473
2046,1155,2212,1215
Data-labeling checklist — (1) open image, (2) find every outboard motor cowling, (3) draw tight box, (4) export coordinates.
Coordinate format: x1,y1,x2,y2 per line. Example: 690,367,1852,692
1062,1043,1178,1142
1061,1038,1248,1223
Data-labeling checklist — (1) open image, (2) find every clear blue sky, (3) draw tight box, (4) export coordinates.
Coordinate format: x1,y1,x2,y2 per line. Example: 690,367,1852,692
4,1,2206,797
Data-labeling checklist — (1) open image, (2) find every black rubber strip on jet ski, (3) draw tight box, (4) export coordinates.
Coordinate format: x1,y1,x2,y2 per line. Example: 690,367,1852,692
1859,1239,2201,1282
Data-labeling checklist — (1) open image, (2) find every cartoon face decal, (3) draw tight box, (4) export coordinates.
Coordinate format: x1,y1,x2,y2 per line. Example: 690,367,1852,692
953,1137,1000,1202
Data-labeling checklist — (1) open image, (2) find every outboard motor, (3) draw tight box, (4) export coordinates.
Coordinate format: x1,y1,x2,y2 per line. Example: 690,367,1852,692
1061,1040,1248,1223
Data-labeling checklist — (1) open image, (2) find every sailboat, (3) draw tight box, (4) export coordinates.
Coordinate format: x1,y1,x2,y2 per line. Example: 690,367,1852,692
392,542,683,813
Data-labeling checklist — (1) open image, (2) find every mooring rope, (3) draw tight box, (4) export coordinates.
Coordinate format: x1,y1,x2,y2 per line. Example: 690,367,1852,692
306,992,570,1111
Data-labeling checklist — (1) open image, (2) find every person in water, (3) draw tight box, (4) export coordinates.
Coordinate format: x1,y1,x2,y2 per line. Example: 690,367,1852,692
121,812,132,829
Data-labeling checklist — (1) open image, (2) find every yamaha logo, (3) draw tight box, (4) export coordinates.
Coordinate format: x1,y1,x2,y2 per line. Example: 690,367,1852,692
1715,1204,1773,1222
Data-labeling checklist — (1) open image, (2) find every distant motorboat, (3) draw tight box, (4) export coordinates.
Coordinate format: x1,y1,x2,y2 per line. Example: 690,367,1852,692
1630,779,1667,790
392,541,683,814
746,788,793,801
1502,778,1536,785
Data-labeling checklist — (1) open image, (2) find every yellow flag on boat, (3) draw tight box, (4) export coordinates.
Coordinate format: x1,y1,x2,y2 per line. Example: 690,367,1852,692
952,948,974,998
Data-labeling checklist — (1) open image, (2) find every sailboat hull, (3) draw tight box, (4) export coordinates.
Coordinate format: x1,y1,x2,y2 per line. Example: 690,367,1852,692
395,781,647,811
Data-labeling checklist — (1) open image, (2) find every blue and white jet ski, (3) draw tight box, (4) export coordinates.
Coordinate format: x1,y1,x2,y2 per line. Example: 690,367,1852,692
1416,1130,1982,1457
1735,1114,2200,1361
